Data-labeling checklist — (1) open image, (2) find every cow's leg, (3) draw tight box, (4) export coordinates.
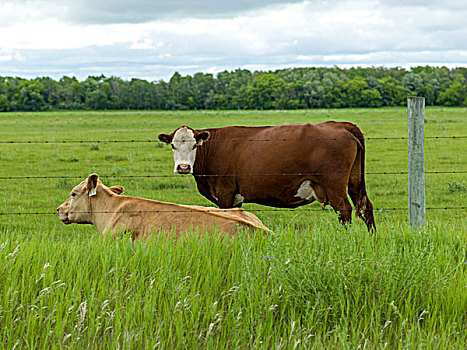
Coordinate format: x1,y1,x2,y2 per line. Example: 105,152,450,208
347,142,376,233
338,198,353,226
348,175,376,232
361,196,376,232
348,178,360,218
328,191,352,227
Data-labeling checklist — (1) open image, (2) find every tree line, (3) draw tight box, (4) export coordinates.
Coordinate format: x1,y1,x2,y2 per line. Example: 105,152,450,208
0,66,466,112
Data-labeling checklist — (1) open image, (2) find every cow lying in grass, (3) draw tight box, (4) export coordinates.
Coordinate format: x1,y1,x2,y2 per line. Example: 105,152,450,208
57,174,271,240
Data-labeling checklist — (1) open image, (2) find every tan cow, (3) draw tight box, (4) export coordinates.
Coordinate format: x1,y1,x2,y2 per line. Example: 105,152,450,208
57,174,271,240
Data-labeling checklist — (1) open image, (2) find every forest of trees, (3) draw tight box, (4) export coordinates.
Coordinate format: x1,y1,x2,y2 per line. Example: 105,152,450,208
1,66,466,112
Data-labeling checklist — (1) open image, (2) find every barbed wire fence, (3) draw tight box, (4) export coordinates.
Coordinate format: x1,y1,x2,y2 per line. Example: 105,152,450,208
0,130,465,216
1,207,466,216
0,136,466,144
1,170,466,181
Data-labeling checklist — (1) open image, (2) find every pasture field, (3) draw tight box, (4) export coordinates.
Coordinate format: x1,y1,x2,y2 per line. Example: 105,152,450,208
0,108,466,349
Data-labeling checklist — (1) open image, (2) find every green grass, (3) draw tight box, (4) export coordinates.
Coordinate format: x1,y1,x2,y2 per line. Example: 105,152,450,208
0,108,466,348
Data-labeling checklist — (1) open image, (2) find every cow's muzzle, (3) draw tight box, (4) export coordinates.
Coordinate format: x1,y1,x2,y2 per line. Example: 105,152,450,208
57,207,71,224
176,164,191,174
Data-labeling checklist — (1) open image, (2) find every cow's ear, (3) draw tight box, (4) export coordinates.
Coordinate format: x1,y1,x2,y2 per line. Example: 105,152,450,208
87,173,99,197
158,133,173,144
109,185,124,195
196,131,210,145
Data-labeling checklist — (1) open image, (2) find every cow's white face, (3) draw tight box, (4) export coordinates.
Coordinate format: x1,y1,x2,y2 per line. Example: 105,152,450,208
158,126,210,174
171,127,198,174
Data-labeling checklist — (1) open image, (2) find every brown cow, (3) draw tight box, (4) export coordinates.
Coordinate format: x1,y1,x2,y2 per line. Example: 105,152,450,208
57,174,271,240
158,122,376,231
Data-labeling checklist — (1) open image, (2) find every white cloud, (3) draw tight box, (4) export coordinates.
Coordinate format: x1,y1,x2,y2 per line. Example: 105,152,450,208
0,49,25,63
0,0,466,80
0,55,13,62
63,0,306,24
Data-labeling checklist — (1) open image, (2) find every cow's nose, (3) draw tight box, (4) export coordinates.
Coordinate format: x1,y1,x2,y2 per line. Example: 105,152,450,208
177,164,191,174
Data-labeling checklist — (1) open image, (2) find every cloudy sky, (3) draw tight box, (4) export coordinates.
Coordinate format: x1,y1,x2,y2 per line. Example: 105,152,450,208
1,0,466,81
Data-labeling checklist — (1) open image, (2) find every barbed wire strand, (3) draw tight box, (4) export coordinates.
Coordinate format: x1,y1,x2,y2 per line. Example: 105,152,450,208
0,206,465,216
0,136,466,144
0,170,466,180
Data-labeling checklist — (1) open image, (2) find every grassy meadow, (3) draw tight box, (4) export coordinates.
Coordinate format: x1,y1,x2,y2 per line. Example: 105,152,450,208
0,108,466,348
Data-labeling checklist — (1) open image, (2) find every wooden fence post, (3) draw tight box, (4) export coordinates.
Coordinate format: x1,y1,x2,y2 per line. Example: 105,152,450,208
407,97,426,229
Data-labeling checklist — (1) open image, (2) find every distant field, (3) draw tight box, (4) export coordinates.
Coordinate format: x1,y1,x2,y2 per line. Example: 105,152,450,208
0,108,466,348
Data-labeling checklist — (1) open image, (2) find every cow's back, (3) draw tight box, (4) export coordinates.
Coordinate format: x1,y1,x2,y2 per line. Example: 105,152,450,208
113,197,270,239
195,123,359,208
176,204,271,234
201,123,357,172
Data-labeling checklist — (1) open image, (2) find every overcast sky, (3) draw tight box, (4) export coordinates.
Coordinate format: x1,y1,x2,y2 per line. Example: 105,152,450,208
1,0,466,81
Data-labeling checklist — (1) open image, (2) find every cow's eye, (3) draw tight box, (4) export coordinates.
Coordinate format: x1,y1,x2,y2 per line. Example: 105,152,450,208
71,193,77,197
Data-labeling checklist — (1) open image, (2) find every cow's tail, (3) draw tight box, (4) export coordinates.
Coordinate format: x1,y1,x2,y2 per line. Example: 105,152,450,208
343,123,376,232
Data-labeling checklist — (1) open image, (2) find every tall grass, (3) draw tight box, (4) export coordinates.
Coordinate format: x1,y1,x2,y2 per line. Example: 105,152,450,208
1,219,465,348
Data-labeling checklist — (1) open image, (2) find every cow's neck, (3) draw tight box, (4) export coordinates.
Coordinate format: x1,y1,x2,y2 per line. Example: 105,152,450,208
193,129,215,175
90,190,122,233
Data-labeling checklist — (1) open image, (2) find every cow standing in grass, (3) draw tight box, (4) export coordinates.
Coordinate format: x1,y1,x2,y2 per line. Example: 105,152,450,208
158,122,376,232
57,174,271,240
